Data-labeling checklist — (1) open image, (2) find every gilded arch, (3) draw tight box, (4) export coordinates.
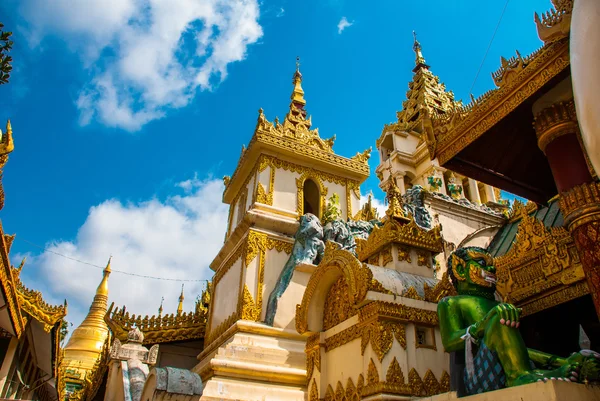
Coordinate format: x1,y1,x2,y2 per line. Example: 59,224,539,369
296,244,372,334
296,172,328,219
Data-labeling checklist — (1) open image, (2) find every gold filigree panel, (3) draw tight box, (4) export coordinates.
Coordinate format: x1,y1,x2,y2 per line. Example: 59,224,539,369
323,277,355,331
356,219,443,262
430,40,570,165
495,206,586,313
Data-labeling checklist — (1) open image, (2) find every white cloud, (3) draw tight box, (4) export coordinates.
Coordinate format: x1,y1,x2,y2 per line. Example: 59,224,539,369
19,0,263,131
277,8,285,17
360,192,385,218
16,176,228,335
337,16,353,34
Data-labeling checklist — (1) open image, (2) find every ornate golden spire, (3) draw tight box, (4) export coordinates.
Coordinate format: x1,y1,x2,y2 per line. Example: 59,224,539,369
290,56,306,108
96,256,111,297
177,284,184,315
62,257,112,377
385,171,410,224
379,32,457,137
412,31,429,71
158,296,164,315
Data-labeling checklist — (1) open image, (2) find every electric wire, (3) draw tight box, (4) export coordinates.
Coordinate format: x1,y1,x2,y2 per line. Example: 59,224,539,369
468,0,511,99
16,237,210,283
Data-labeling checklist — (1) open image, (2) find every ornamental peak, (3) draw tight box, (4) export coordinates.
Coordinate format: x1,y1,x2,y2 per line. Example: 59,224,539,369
290,56,306,109
412,31,429,72
177,284,184,315
96,256,111,297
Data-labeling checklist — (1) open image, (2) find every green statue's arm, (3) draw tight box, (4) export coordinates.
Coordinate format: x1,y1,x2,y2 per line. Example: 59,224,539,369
438,297,471,352
527,348,567,368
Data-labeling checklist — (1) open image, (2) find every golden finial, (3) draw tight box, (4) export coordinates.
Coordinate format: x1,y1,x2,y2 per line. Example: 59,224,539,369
291,56,306,106
0,120,14,155
385,171,410,224
177,284,184,315
412,31,428,70
96,256,112,297
158,297,164,315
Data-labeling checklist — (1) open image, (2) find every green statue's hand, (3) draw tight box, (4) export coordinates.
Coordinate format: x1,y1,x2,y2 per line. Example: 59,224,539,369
565,350,600,382
471,303,521,338
495,303,521,328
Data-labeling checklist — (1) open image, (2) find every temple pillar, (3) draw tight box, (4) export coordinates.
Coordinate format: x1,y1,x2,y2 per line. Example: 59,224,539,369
468,178,481,204
484,184,496,203
534,99,600,319
393,174,406,195
571,0,600,175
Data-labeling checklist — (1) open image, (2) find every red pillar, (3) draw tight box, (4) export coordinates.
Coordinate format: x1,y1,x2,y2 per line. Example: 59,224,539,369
534,99,600,320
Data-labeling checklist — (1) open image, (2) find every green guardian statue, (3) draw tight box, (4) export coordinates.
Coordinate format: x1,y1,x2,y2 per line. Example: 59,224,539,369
438,246,599,395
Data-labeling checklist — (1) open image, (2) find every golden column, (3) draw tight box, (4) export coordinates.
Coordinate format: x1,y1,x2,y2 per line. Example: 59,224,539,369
534,100,600,319
62,258,112,377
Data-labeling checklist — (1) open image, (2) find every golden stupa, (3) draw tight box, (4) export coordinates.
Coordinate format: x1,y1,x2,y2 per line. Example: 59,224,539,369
62,258,112,377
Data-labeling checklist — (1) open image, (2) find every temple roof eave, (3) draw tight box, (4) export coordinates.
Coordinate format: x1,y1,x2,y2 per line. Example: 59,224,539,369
104,301,207,345
222,129,370,204
355,219,444,262
13,267,67,333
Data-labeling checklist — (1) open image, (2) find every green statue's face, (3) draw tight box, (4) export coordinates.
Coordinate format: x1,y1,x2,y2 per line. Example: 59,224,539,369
451,249,497,290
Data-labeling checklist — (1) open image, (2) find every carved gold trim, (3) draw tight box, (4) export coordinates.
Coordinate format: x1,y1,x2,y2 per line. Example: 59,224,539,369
417,250,430,267
306,333,321,383
356,219,443,262
0,225,24,337
296,171,328,219
429,40,570,165
240,285,260,321
381,245,393,266
398,246,412,263
533,99,578,152
324,325,362,352
423,272,457,303
12,266,66,333
495,205,586,311
559,181,600,232
520,280,589,317
360,319,406,361
296,245,372,334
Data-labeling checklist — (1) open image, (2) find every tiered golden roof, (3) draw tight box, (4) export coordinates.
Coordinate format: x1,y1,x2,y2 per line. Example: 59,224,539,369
61,258,112,377
222,61,370,203
355,219,443,263
104,282,210,345
353,194,379,221
12,261,68,333
494,201,586,317
379,33,459,142
425,1,573,166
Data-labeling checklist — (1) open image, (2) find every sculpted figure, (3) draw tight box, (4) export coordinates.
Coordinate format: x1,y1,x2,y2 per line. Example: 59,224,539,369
403,185,433,229
265,213,324,326
438,247,599,395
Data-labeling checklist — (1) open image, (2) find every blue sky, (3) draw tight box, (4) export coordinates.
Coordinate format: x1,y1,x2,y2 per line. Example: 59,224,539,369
0,0,550,330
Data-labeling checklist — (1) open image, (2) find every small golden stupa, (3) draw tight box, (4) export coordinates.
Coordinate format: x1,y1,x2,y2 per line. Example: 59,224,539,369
61,258,112,378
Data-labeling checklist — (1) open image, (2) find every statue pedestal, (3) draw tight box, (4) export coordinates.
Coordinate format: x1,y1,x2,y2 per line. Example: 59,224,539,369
419,381,600,401
194,321,306,401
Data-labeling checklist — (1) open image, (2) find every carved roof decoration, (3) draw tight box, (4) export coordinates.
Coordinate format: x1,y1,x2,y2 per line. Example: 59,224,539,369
12,262,67,333
222,64,369,202
104,282,210,345
354,194,379,221
355,219,443,263
492,202,585,316
535,0,573,45
424,2,571,166
507,199,538,223
0,225,24,337
378,34,460,143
